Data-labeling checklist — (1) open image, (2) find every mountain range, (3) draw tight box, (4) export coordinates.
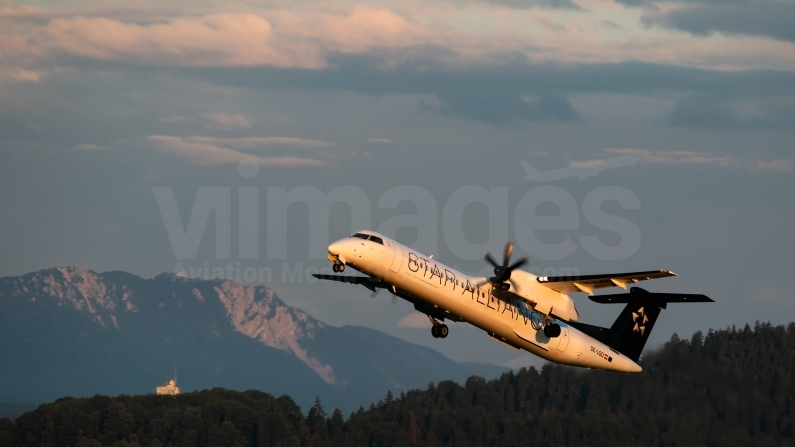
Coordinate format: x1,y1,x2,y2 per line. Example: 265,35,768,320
0,267,506,413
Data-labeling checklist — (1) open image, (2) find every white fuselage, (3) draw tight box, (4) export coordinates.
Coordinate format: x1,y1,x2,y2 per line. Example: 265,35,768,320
328,232,642,373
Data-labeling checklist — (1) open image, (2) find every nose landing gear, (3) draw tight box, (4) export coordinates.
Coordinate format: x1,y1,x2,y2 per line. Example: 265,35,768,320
332,262,345,273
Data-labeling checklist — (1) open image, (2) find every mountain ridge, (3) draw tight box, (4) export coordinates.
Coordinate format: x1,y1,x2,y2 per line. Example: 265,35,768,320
0,267,508,412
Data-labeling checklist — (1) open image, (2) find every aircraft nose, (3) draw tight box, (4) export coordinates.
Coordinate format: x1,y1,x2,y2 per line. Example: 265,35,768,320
328,240,344,256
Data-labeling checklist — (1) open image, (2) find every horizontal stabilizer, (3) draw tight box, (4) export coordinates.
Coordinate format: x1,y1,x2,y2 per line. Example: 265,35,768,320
589,287,713,307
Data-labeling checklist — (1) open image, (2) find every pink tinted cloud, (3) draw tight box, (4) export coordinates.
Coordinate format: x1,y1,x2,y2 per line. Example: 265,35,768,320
3,1,794,72
307,5,426,53
29,6,427,69
42,13,324,68
397,313,430,328
148,135,328,167
606,148,794,172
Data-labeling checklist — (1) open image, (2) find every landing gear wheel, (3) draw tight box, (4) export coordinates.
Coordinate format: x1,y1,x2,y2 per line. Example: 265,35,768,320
438,324,449,338
332,264,339,272
333,263,345,273
431,326,440,338
500,283,510,291
543,323,561,338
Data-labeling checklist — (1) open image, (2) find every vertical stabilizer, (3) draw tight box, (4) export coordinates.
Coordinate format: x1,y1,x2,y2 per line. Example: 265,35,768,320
570,287,713,362
604,300,663,361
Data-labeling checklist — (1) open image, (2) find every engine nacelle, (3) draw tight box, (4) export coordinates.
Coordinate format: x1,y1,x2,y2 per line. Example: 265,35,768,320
506,269,579,322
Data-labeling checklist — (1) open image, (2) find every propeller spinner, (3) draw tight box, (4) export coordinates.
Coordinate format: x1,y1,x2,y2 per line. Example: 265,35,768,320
484,241,528,291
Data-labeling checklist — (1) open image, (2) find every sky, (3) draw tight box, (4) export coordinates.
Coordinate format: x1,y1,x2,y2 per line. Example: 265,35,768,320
1,0,794,368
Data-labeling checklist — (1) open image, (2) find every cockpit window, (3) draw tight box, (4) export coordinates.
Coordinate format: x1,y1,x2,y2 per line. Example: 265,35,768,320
369,236,384,245
352,233,369,239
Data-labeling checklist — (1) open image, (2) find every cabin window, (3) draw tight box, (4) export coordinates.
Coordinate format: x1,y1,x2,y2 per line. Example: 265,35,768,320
352,233,369,239
369,236,384,245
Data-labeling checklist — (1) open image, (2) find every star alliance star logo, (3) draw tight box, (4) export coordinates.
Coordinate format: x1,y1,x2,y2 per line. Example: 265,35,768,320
632,307,649,335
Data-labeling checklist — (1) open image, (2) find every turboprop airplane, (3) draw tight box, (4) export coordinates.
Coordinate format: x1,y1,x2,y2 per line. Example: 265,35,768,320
521,155,639,181
313,231,713,373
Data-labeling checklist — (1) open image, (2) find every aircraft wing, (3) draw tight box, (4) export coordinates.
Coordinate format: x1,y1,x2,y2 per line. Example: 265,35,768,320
312,274,391,292
536,270,676,295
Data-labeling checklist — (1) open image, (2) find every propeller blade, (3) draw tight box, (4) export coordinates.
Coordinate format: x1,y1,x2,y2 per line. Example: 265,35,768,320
503,241,514,266
508,257,528,271
370,289,380,299
391,295,397,305
484,252,500,268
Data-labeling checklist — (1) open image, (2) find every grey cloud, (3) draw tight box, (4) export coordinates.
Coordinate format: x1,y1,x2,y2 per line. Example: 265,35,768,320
192,58,795,129
612,0,649,5
198,57,795,98
615,0,759,7
617,0,795,43
480,0,583,9
647,2,795,43
749,100,795,130
15,55,795,130
667,94,795,130
666,95,740,129
422,92,582,124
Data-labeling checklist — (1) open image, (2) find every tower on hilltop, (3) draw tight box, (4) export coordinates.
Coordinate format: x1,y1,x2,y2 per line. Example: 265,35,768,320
156,379,179,395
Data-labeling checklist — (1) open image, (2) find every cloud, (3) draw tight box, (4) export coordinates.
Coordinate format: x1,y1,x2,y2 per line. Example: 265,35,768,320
74,143,103,151
425,92,582,124
186,136,334,149
478,0,582,9
38,14,323,68
209,60,795,107
148,135,328,167
205,60,795,126
19,7,428,69
750,158,794,172
605,148,794,171
3,2,795,129
666,94,795,130
201,113,252,131
666,94,739,129
643,1,795,43
4,0,795,75
8,69,45,83
397,313,431,328
606,148,735,167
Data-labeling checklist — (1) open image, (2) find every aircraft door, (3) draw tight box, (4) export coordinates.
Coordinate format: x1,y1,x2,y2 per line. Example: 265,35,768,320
389,242,402,273
556,325,569,352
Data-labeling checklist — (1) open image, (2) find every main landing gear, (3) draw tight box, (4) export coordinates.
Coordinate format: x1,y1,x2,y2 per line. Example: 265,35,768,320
428,315,448,339
332,262,345,273
543,323,561,338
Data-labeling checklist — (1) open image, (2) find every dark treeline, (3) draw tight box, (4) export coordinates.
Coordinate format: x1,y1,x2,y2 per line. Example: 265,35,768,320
1,322,793,447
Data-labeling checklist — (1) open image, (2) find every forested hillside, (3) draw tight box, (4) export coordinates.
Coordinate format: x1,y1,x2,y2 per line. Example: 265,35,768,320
1,322,793,447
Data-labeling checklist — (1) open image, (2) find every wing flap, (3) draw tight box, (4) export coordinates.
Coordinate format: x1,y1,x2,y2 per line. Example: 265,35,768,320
536,270,676,294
